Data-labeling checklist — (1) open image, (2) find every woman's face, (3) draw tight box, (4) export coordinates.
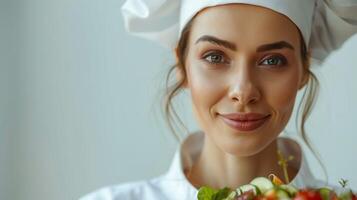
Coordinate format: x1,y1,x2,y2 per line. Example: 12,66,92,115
184,4,307,156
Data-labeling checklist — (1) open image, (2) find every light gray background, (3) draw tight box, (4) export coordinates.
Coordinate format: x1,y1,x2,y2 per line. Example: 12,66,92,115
1,0,357,200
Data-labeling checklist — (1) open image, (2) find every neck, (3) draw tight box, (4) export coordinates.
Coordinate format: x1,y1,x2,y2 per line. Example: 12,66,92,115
186,134,298,190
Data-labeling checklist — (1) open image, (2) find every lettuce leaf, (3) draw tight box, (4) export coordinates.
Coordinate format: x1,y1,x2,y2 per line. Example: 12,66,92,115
212,187,232,200
197,186,232,200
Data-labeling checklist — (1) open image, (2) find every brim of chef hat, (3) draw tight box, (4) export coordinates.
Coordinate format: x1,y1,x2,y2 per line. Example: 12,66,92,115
178,0,315,50
121,0,357,63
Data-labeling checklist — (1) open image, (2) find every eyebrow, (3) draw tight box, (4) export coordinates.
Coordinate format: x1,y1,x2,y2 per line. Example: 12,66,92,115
195,35,295,52
256,41,295,52
195,35,237,51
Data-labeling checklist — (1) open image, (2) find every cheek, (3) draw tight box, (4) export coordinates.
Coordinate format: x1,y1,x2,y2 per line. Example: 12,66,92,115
263,69,300,119
186,61,226,125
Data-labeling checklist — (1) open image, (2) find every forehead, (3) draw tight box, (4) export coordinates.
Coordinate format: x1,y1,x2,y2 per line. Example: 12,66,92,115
189,4,301,49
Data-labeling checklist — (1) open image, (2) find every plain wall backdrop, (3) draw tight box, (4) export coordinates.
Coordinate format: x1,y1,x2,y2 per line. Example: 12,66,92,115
1,0,357,200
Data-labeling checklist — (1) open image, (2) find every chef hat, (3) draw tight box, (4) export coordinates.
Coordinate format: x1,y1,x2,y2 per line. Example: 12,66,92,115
121,0,357,63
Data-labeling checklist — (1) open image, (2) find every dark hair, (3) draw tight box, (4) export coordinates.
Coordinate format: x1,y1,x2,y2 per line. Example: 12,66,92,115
160,16,328,183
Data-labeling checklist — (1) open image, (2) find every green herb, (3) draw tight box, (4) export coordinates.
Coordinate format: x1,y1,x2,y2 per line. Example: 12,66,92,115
339,178,349,188
277,150,294,184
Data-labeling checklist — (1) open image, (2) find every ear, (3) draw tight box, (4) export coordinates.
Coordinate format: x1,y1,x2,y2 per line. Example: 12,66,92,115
176,66,188,89
174,47,188,89
298,47,312,90
174,47,179,62
298,70,309,90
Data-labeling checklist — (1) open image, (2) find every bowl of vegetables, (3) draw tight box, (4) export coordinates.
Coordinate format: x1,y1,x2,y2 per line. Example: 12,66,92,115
197,175,357,200
197,151,356,200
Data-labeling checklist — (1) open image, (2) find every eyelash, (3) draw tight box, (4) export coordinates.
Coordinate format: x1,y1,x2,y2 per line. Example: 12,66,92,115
202,51,229,66
259,55,288,66
202,51,288,68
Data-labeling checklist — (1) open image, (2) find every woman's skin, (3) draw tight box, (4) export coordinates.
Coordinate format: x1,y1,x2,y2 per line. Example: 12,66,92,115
178,4,309,190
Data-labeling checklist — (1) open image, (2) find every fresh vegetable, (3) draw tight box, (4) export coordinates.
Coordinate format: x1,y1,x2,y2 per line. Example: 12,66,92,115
250,177,274,194
197,151,356,200
197,176,356,200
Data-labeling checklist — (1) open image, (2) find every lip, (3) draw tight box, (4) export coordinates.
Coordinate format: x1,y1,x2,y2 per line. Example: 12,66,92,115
219,112,271,132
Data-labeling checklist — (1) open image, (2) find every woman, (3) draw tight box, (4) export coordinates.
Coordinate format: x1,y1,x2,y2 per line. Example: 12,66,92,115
80,0,357,199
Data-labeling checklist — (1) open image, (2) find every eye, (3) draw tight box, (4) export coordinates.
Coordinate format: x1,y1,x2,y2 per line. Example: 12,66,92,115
260,55,287,67
202,51,229,65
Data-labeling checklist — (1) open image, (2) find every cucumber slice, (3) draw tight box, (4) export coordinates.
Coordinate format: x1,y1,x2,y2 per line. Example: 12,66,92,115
238,184,261,195
276,188,290,199
236,187,243,196
250,177,274,194
319,187,333,200
279,184,298,197
222,191,237,200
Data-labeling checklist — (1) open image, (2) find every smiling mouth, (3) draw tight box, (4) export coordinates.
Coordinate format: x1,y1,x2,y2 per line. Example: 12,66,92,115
219,114,271,132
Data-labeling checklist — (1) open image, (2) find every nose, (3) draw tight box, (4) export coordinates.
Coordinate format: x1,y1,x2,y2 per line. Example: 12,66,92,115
228,70,261,106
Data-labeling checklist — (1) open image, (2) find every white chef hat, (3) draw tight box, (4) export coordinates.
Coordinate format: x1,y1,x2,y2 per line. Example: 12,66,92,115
121,0,357,63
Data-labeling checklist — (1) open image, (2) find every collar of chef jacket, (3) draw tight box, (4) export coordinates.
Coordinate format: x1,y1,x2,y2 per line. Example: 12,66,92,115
163,130,325,199
79,130,338,200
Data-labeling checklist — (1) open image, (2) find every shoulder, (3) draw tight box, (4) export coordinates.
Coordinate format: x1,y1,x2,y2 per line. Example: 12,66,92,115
78,175,169,200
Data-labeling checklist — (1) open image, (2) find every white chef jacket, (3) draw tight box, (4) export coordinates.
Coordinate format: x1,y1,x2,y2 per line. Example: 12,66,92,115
79,131,339,200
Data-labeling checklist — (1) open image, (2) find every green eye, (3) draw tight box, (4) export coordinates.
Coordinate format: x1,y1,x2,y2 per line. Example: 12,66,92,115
205,54,225,64
261,56,287,66
202,51,229,66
